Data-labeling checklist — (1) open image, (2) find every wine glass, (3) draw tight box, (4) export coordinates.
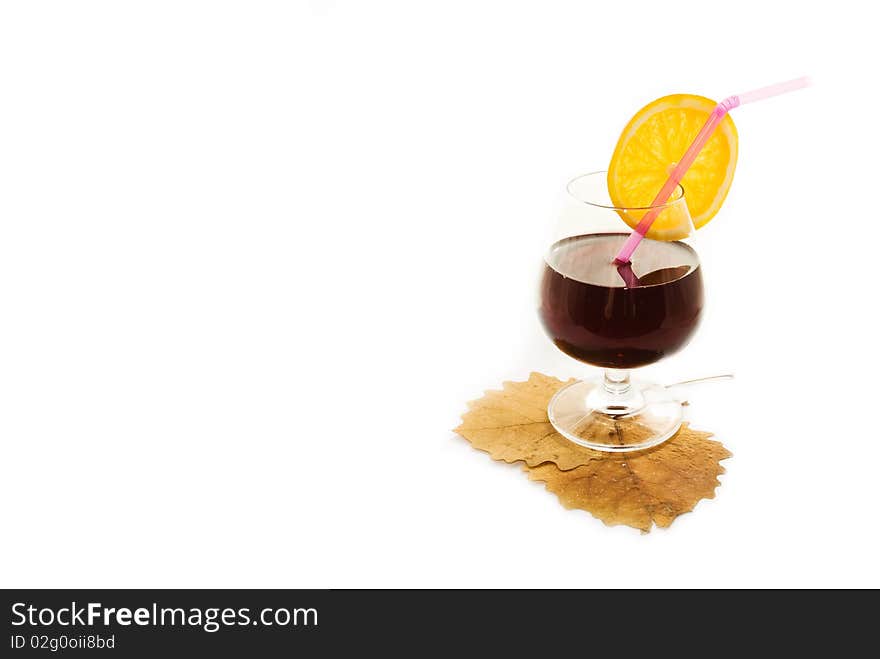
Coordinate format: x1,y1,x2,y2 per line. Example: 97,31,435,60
538,171,703,452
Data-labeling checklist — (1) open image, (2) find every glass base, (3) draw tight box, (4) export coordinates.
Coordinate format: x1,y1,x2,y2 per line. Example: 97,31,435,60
547,377,682,453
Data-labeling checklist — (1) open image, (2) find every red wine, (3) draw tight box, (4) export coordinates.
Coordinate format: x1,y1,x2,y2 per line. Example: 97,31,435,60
539,233,703,368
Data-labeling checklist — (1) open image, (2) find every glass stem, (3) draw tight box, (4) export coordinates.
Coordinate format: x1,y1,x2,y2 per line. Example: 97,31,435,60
587,368,642,415
603,368,632,397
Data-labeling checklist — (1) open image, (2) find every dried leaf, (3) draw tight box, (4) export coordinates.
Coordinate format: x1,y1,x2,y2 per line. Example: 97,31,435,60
454,372,605,470
457,372,664,469
455,372,732,531
527,426,731,532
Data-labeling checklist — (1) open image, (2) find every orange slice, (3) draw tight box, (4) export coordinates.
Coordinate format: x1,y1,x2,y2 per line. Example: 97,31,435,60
607,94,738,240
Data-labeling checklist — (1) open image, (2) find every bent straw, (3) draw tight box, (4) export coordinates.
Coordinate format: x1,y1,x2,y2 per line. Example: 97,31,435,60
614,76,811,264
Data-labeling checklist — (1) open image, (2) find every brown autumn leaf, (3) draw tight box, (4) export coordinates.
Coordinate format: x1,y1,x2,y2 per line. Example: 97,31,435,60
455,372,603,470
527,426,731,532
455,372,731,531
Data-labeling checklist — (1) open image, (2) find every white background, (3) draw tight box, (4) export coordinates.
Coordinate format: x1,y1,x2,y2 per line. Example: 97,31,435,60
1,1,877,588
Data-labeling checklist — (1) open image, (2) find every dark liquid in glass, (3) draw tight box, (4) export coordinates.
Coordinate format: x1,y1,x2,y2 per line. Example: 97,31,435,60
539,233,703,368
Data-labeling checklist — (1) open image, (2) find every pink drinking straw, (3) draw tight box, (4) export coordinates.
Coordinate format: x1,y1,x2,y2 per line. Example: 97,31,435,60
614,76,812,264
